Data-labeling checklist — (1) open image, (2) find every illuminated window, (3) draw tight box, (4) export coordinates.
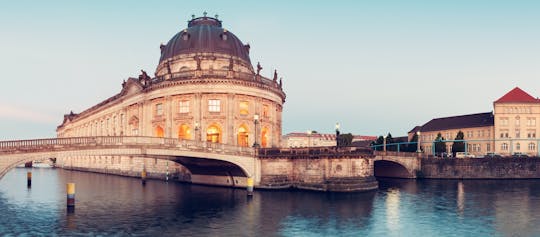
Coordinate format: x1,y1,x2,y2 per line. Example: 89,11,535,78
239,101,249,115
237,125,249,147
155,125,164,138
208,99,221,112
178,124,192,140
156,103,163,116
206,125,221,143
179,100,190,113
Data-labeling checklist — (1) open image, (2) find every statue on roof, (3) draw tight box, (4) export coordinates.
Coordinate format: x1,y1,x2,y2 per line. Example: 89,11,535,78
256,62,262,75
273,70,278,82
279,77,283,88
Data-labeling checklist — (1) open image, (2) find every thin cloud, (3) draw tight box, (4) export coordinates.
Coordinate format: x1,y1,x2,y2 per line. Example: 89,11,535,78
0,103,58,124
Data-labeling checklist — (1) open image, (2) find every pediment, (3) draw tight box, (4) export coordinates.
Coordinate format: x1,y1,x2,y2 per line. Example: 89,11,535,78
120,78,144,97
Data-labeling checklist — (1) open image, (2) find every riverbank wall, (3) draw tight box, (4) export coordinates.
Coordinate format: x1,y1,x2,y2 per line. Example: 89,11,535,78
420,157,540,179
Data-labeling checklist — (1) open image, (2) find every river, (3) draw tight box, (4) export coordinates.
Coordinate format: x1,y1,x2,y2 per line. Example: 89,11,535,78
1,168,540,236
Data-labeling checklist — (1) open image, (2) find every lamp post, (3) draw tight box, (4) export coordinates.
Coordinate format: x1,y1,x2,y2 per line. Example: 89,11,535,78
383,135,387,152
335,123,340,148
194,122,200,142
416,131,421,153
253,114,259,148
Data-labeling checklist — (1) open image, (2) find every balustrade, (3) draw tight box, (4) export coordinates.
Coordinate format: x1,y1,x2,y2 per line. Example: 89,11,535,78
0,136,255,156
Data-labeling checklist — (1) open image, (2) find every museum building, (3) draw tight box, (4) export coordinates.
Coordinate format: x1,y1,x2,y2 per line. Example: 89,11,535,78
57,15,285,147
55,15,286,181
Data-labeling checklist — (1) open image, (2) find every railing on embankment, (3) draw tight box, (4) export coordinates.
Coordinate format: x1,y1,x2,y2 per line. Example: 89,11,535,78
0,136,255,157
258,146,374,158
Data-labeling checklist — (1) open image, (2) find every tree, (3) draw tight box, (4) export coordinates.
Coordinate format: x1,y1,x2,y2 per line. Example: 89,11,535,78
404,133,419,152
371,136,384,151
451,131,465,155
434,132,446,155
385,133,396,151
338,133,353,146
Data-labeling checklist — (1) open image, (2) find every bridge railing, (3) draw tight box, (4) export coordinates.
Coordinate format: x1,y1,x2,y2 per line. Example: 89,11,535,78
0,136,255,156
258,146,373,158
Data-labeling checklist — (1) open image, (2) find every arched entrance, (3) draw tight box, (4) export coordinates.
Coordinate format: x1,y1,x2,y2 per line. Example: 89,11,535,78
178,124,192,140
261,127,269,148
206,124,221,143
237,125,249,147
373,160,412,178
155,125,164,138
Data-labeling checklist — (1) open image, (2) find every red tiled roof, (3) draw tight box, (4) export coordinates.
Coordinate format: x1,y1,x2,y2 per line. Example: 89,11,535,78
495,87,539,103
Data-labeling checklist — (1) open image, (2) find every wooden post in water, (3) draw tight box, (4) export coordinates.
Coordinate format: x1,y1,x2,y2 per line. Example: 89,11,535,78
66,183,75,212
141,170,147,185
27,172,32,188
246,177,254,196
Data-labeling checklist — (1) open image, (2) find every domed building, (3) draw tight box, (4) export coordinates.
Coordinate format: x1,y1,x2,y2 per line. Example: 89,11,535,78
57,15,286,148
55,15,286,183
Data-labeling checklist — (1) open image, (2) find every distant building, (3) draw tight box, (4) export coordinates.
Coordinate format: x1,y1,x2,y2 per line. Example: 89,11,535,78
282,132,376,148
414,87,540,156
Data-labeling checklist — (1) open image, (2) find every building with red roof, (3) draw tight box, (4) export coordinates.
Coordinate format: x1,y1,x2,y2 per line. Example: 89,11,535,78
413,87,540,156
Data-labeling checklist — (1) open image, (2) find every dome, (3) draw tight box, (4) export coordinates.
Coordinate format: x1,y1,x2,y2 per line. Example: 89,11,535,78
159,16,251,65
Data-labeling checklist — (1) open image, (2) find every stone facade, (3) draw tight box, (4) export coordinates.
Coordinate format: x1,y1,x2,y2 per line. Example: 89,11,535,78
258,148,378,192
420,158,540,179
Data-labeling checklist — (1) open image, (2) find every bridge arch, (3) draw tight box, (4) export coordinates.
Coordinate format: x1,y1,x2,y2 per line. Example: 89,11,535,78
374,160,414,178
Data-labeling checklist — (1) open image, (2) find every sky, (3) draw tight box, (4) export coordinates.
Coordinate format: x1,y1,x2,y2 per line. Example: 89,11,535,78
0,0,539,140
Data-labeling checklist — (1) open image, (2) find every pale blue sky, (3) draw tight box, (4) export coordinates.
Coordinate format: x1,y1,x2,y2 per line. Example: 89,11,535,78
1,1,539,140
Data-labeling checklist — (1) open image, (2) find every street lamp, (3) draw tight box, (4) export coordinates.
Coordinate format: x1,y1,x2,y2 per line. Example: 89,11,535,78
194,121,200,142
416,131,421,153
253,114,259,148
383,135,387,152
335,123,340,148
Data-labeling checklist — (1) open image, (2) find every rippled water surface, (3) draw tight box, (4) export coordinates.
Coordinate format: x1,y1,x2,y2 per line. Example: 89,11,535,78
1,168,540,236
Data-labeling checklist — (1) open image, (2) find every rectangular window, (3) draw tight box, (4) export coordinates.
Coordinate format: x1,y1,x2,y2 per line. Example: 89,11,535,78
179,100,190,113
516,118,520,126
156,103,163,115
239,101,249,115
208,99,221,112
487,143,491,152
515,129,520,138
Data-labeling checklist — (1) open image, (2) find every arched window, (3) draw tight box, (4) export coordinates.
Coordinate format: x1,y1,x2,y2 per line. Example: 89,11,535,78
178,124,192,140
516,142,521,151
261,127,269,148
529,143,536,151
237,125,249,147
155,125,164,138
501,143,508,151
206,124,222,143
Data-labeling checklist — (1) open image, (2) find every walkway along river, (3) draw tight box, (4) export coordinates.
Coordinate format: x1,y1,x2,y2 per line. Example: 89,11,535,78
1,167,540,236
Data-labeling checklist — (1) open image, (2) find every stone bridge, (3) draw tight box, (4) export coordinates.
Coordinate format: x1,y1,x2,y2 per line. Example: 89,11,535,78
0,136,259,184
374,151,422,178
